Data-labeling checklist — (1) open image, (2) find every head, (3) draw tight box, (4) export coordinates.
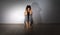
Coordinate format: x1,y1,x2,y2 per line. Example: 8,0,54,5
26,5,31,12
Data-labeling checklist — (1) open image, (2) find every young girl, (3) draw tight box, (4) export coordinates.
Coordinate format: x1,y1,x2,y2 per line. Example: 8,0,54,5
24,5,33,28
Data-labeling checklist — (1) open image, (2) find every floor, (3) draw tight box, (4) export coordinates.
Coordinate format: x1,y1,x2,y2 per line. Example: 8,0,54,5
0,23,60,35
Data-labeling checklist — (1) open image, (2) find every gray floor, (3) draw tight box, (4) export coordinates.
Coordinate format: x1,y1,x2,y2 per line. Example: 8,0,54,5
0,23,60,35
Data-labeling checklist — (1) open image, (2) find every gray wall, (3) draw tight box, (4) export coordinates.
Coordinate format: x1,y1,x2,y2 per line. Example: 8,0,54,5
0,0,60,24
31,0,60,23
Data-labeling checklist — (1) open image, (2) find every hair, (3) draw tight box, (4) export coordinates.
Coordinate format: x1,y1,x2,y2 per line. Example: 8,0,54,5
26,5,31,11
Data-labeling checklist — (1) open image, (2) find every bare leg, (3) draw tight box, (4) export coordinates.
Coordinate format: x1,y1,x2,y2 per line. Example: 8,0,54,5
26,21,29,29
29,21,31,28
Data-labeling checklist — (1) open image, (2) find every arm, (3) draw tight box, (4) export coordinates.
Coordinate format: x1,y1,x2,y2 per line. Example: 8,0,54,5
24,11,27,16
30,10,32,15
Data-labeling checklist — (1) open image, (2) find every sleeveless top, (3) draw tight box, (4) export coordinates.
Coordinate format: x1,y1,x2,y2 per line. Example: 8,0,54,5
25,11,33,23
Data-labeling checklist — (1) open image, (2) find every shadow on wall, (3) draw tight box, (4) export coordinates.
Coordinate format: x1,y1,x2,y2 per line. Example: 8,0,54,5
31,2,42,24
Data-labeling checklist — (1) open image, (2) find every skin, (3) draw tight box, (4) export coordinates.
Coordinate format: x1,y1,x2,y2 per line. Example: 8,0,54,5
24,8,32,16
24,8,32,29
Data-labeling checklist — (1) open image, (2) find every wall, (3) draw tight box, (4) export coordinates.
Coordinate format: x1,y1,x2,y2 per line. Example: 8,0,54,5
0,0,60,24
